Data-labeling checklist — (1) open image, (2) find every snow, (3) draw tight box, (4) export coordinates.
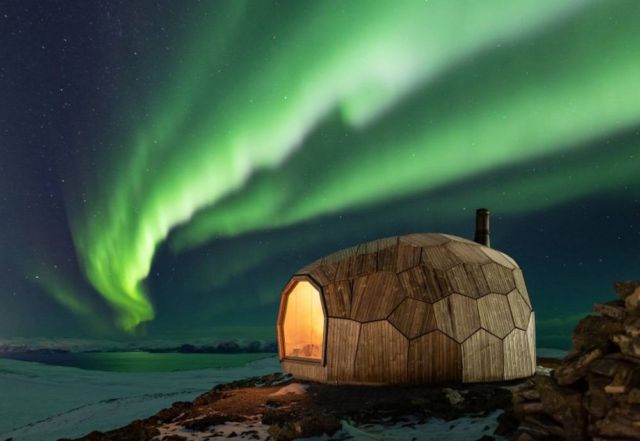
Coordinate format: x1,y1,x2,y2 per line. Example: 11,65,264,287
1,356,515,441
0,356,281,441
335,411,508,441
155,418,271,440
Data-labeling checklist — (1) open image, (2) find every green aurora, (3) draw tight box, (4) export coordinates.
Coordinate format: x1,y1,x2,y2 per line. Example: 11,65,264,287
63,0,640,331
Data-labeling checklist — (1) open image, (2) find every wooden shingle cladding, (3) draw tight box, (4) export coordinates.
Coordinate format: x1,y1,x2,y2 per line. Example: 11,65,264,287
279,233,535,385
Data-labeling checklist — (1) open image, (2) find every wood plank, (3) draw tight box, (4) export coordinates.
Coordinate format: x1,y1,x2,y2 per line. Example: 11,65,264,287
354,320,408,384
527,312,536,373
482,262,516,294
507,289,531,330
477,293,515,338
353,253,377,278
409,331,462,383
432,296,454,338
465,263,490,295
362,236,398,254
422,245,462,270
396,243,422,272
326,318,360,383
399,233,449,248
501,252,519,269
334,255,366,281
298,263,337,287
323,281,352,318
433,294,481,342
503,328,534,380
480,247,517,269
434,268,453,295
388,298,437,339
350,271,405,322
441,234,477,245
462,329,504,382
449,294,482,342
377,245,398,272
282,359,327,382
513,268,532,308
446,242,492,264
446,264,480,298
398,266,445,303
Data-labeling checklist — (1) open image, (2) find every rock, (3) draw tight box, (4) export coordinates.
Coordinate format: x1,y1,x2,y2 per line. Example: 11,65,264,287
588,357,620,377
507,280,640,441
554,346,604,385
624,287,640,314
593,405,640,439
533,376,587,440
442,387,464,406
593,300,626,321
604,364,640,394
267,413,341,441
571,316,622,353
513,432,537,441
519,389,541,401
625,315,640,338
627,388,640,403
614,281,640,299
612,334,640,358
521,413,565,437
519,402,544,413
155,402,193,423
183,414,246,431
584,375,613,419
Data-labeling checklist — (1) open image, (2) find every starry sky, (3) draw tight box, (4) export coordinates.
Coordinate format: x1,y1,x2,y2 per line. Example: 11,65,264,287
1,0,639,349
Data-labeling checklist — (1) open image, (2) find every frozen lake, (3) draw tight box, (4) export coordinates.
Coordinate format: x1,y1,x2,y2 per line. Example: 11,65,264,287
0,355,281,441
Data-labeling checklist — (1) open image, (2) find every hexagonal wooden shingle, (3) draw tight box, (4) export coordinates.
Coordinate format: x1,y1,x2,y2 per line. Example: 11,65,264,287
388,298,437,339
432,294,481,342
350,271,405,322
398,265,446,303
482,262,516,294
477,293,515,338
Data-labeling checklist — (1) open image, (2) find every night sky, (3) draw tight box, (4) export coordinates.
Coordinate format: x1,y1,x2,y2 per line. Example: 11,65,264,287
1,0,639,349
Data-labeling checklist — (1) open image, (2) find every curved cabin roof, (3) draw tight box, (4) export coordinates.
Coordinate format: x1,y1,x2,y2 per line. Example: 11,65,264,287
294,233,532,336
281,233,535,384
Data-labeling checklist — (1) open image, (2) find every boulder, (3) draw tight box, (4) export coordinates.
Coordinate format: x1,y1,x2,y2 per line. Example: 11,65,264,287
571,316,622,353
614,281,640,299
554,346,603,386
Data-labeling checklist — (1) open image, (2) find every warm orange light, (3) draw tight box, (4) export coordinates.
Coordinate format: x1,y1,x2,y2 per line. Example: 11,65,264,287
283,280,324,360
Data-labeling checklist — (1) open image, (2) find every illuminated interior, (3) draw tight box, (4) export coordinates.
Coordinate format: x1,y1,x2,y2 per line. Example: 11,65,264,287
282,280,325,361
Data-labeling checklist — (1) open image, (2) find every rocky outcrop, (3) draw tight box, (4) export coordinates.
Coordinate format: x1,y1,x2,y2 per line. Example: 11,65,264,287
510,281,640,441
64,372,515,441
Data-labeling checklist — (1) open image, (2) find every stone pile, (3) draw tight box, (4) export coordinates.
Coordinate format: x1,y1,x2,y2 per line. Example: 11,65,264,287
510,281,640,441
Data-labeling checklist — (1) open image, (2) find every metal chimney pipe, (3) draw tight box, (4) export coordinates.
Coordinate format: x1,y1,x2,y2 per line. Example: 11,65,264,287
474,208,490,247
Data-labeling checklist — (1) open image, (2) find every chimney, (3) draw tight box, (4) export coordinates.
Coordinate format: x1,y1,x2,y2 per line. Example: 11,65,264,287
474,208,490,247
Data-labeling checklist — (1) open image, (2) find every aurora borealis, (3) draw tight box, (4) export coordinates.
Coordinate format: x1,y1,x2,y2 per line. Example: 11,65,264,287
1,0,639,348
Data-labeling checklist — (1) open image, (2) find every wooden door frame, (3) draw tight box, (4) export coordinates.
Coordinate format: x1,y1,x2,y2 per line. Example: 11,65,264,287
277,274,328,367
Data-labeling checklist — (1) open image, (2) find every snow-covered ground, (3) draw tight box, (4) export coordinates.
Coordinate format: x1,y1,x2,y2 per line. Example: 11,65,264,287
1,350,563,441
0,356,281,441
154,412,507,441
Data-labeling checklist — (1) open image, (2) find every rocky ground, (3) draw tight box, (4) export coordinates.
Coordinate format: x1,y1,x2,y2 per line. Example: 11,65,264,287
510,281,640,441
59,371,527,441
50,281,640,441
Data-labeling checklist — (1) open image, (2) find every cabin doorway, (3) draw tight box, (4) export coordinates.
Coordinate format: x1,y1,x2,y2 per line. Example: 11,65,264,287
279,279,325,362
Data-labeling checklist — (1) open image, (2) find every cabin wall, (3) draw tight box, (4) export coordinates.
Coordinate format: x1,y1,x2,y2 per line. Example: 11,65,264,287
280,233,536,385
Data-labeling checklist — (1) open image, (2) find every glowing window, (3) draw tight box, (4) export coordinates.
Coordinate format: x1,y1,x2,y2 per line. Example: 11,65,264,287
283,280,325,361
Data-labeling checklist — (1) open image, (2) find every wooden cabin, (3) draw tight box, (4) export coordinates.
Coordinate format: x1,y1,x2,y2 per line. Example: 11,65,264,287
277,209,535,384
